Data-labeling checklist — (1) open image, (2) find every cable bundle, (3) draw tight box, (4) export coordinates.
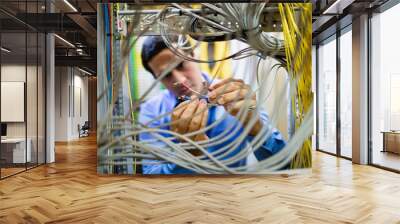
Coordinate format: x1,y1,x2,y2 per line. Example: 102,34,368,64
97,3,313,174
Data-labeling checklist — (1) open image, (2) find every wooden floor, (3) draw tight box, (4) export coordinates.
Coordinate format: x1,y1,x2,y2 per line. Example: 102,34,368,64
0,167,26,178
1,163,44,178
1,136,400,223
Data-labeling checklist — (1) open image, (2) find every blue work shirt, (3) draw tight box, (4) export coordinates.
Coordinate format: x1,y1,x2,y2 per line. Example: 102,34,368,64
138,74,286,174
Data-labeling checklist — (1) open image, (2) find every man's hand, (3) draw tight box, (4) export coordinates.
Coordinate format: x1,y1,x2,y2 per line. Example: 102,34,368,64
171,97,209,154
207,78,262,136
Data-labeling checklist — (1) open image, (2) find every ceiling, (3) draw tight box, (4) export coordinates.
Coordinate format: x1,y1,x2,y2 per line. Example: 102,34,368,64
312,0,391,43
0,0,395,74
0,0,97,74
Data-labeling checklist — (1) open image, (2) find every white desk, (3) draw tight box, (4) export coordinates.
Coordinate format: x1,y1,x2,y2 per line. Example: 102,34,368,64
1,138,31,163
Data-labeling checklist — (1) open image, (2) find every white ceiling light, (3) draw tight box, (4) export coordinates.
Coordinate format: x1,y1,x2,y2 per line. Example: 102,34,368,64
78,67,93,76
1,47,11,53
323,0,355,15
54,34,75,48
63,0,78,12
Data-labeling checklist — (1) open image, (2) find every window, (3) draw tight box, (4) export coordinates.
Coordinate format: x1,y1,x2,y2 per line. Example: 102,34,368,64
339,28,352,158
0,0,47,179
370,3,400,171
317,36,337,154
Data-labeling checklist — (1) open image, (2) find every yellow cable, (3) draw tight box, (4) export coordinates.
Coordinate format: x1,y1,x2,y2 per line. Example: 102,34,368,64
279,3,312,169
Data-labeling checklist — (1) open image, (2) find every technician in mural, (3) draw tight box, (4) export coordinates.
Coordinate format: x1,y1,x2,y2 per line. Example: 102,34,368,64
139,36,286,174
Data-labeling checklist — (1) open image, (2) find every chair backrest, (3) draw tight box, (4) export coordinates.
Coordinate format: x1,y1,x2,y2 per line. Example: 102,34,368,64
82,121,90,129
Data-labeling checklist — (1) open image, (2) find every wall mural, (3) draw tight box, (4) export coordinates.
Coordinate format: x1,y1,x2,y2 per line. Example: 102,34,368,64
97,3,312,175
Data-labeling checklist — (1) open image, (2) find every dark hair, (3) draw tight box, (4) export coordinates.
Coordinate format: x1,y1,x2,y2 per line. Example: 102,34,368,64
141,36,192,77
141,36,169,75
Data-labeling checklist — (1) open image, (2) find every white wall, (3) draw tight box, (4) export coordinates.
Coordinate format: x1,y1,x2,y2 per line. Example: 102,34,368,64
55,67,89,141
1,65,26,138
72,73,89,138
1,63,46,163
55,67,68,141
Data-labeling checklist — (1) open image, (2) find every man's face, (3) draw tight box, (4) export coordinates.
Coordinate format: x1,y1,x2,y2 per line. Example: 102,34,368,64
148,49,204,98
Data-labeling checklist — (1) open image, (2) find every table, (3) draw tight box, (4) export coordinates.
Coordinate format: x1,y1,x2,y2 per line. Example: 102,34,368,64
381,131,400,155
1,138,32,164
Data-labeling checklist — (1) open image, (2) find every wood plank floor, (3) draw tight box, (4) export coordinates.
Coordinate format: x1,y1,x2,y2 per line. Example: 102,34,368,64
1,167,26,178
1,135,400,224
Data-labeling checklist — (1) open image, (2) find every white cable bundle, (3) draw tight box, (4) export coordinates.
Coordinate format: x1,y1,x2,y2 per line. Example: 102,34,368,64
217,3,285,56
